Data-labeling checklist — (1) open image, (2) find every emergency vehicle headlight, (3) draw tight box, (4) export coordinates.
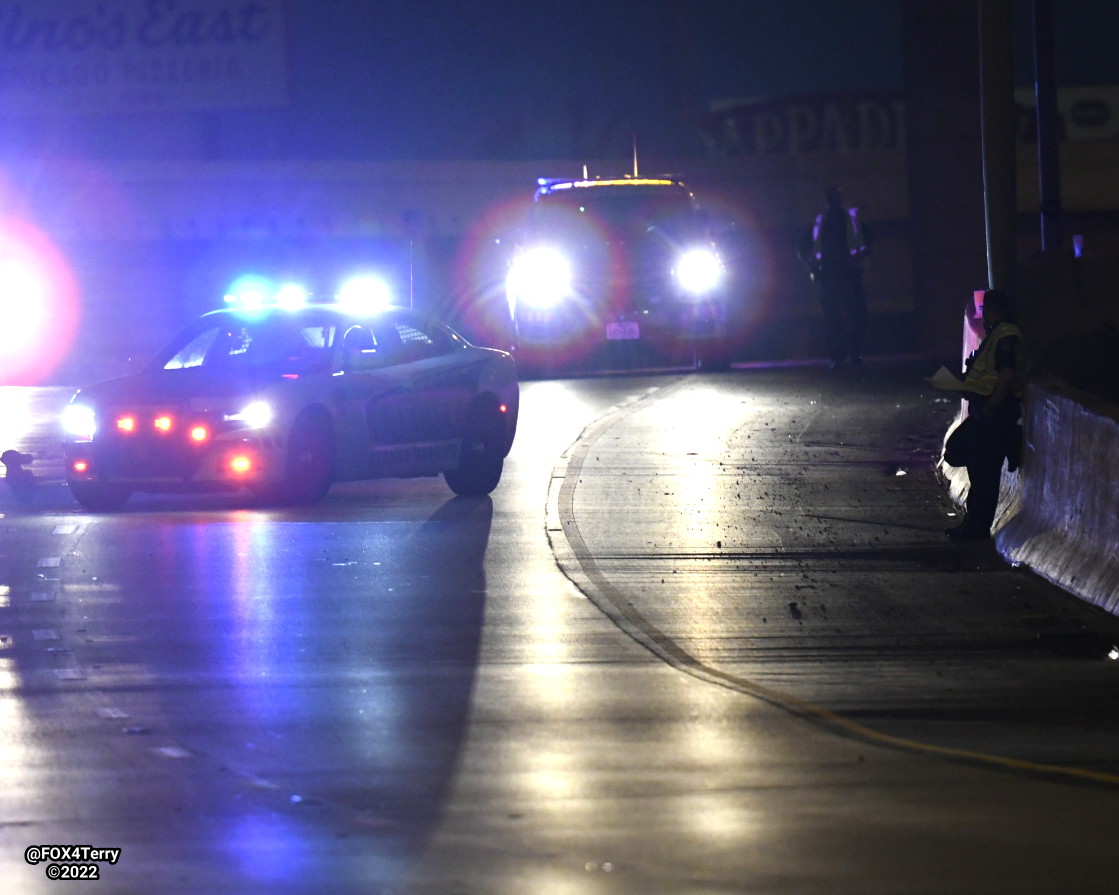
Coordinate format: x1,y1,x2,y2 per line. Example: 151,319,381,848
224,400,273,430
506,247,571,310
62,403,96,441
675,248,724,296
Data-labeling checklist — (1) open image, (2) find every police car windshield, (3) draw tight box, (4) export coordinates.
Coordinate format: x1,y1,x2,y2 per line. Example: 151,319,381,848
155,315,336,373
535,185,701,236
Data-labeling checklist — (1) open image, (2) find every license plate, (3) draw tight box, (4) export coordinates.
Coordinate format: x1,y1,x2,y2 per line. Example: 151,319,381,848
606,321,640,340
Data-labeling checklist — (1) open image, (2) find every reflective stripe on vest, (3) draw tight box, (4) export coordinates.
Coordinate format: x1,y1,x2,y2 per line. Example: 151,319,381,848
812,207,866,264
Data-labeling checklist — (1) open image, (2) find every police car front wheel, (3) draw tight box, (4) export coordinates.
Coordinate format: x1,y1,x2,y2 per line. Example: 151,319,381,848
444,446,504,497
264,413,335,506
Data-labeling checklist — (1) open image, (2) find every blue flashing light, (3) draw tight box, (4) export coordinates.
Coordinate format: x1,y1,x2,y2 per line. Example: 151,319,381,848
224,274,277,311
221,273,395,314
275,283,309,310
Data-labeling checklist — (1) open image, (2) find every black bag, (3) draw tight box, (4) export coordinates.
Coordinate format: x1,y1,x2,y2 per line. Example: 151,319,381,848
943,416,980,467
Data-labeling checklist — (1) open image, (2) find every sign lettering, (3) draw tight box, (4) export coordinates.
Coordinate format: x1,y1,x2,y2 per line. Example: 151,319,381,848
0,0,287,114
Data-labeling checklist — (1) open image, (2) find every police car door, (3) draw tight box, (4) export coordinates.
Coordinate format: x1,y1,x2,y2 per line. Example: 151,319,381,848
364,312,479,477
330,319,414,480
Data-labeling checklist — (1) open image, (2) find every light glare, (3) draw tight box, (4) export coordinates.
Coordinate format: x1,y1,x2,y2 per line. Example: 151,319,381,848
224,274,276,311
337,275,393,313
61,404,96,441
225,401,273,430
0,219,79,384
507,246,572,310
275,283,309,310
676,248,724,295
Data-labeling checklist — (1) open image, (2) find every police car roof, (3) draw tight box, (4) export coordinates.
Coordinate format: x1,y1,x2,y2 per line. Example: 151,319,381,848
534,176,688,198
203,301,416,323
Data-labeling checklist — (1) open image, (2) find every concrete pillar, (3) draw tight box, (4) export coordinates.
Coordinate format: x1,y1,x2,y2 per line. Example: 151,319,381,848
979,0,1018,292
903,0,989,357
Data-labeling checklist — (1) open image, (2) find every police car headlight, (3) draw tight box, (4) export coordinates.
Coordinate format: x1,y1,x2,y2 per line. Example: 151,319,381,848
62,403,96,442
224,401,273,430
675,248,724,296
506,247,572,310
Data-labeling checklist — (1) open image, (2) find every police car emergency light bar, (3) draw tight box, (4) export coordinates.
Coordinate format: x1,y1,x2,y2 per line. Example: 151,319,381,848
222,274,396,313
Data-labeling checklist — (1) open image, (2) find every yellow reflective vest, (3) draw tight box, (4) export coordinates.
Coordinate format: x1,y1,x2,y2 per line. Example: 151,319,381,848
963,321,1025,397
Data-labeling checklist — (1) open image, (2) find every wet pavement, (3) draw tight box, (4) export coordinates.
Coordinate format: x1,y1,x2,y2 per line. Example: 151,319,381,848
2,361,1119,894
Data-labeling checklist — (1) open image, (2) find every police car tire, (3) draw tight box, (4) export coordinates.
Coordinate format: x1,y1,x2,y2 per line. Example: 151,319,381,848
275,414,335,506
70,481,132,512
444,399,507,496
444,451,504,497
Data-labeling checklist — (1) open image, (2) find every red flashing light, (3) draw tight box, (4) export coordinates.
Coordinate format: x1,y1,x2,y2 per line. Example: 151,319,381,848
71,459,90,474
499,404,508,413
116,416,136,433
229,455,253,475
153,415,174,432
189,425,209,442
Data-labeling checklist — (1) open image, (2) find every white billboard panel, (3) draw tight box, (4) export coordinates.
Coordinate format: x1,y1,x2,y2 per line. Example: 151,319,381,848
0,0,288,114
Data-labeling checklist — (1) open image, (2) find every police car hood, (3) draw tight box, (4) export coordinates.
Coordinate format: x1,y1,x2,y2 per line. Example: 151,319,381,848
76,368,280,407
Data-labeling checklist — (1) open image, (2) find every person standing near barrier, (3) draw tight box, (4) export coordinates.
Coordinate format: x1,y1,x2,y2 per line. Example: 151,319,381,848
933,289,1026,541
805,186,868,370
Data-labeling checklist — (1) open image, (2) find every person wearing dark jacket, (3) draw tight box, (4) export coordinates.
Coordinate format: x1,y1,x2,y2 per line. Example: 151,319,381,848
805,186,868,370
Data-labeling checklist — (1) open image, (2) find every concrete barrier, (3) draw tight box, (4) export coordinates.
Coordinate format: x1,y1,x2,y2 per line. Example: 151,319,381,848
941,375,1119,617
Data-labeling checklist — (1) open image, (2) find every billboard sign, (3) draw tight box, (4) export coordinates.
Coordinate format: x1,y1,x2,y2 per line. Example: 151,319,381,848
1015,86,1119,142
0,0,288,115
702,92,906,157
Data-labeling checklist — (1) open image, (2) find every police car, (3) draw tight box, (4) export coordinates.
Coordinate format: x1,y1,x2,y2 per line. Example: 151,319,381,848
61,278,519,511
505,175,733,372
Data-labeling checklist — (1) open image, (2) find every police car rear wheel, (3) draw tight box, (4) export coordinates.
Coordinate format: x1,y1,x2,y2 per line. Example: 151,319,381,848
69,481,132,512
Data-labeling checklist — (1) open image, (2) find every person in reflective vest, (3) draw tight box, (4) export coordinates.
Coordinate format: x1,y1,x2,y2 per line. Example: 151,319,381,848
808,186,868,370
947,288,1026,541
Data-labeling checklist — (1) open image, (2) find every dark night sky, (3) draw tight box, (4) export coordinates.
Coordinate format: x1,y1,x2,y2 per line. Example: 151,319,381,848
260,0,1119,161
276,0,909,160
8,1,1119,162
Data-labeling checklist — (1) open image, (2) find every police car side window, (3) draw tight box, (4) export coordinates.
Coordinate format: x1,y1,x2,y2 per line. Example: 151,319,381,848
364,320,429,365
342,324,383,371
395,322,436,361
398,319,455,359
275,325,333,370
